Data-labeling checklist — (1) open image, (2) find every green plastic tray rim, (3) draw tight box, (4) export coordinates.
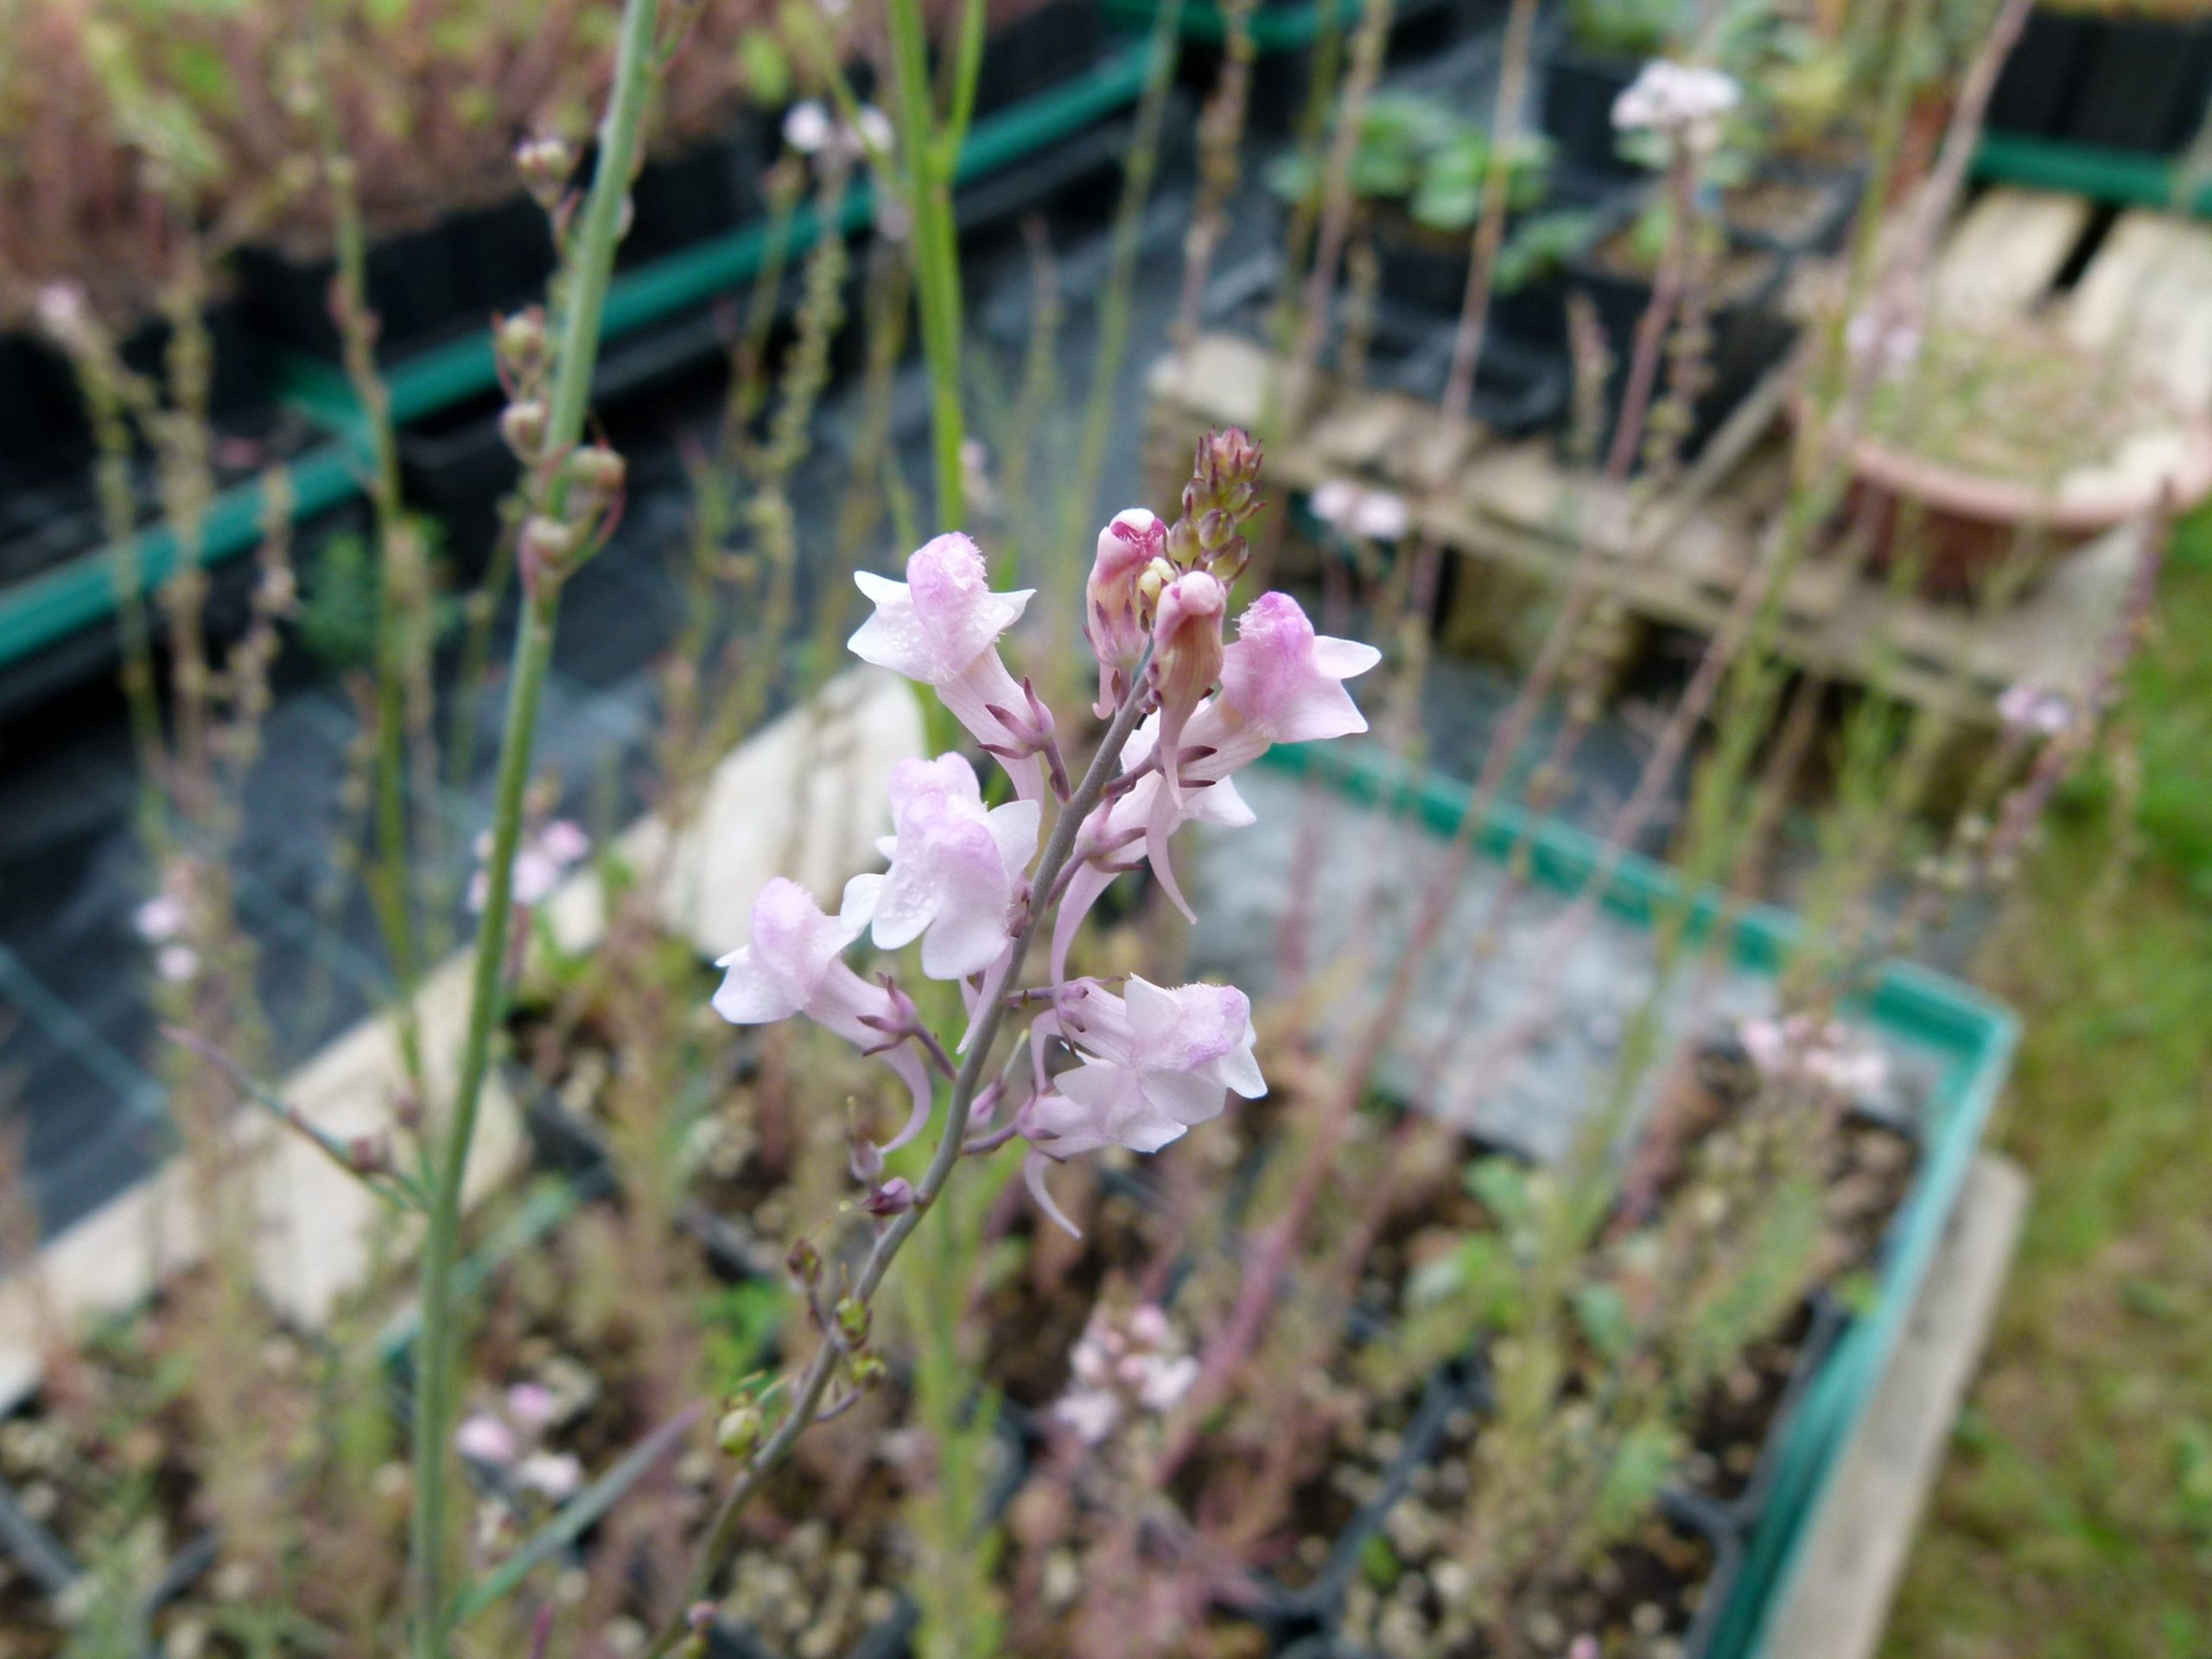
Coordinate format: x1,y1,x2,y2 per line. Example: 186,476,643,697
1253,738,2018,1659
0,37,1158,675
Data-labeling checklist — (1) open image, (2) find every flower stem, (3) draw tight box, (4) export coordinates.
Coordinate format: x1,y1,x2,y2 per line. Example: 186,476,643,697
407,0,662,1652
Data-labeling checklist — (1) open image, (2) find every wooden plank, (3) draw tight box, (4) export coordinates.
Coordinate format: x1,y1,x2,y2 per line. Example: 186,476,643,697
1931,188,2093,319
1762,1154,2031,1659
2064,210,2212,412
1148,333,2143,729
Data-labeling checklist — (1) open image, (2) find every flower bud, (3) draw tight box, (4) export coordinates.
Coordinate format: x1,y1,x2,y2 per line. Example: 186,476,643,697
1084,508,1165,716
786,1236,823,1285
1149,570,1228,803
861,1176,915,1218
715,1402,763,1458
519,515,581,576
833,1295,872,1347
499,399,546,460
515,137,576,212
494,309,549,380
564,443,626,504
849,1129,885,1187
850,1353,888,1393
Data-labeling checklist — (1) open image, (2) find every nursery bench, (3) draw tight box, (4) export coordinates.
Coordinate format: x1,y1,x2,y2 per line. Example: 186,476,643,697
1147,187,2212,733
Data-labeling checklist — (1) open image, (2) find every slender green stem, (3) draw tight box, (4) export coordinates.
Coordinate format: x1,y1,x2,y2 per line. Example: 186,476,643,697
884,0,978,527
407,1,662,1653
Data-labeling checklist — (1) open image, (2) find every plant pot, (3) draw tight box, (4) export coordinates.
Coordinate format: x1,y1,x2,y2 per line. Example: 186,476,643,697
971,0,1109,118
1986,7,2091,139
1541,41,1642,175
1808,399,2212,599
1315,1462,1744,1658
1722,161,1861,261
240,194,556,367
2063,12,2212,156
1564,202,1794,466
0,1285,339,1652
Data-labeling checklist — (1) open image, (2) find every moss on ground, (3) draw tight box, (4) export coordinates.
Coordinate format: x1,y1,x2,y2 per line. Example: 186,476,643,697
1884,507,2212,1658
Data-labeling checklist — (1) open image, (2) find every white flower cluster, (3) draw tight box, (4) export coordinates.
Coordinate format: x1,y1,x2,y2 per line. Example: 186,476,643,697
1611,60,1740,153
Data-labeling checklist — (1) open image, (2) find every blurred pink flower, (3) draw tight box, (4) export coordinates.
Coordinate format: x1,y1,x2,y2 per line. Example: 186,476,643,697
455,1413,518,1466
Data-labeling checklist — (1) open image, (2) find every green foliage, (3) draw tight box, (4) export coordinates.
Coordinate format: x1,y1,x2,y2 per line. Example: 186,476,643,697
1562,0,1686,60
736,25,793,107
1266,94,1554,236
1885,507,2212,1657
699,1279,789,1387
1359,1530,1402,1589
1590,1415,1679,1541
1492,207,1601,294
298,519,459,674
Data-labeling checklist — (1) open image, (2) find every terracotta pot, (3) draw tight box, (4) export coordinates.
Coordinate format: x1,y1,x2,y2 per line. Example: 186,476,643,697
1799,399,2212,599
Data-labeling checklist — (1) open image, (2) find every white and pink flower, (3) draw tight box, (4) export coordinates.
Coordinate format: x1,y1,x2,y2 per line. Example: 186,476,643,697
848,532,1047,801
712,874,934,1151
870,753,1039,982
1020,976,1264,1232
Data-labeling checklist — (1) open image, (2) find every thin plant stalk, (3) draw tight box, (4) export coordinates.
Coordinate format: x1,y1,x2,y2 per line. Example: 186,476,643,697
408,0,663,1650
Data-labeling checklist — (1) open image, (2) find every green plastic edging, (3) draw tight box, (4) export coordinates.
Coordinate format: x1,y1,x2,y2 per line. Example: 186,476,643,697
1973,130,2212,219
1101,0,1414,51
0,444,365,673
1253,740,2018,1659
0,41,1158,676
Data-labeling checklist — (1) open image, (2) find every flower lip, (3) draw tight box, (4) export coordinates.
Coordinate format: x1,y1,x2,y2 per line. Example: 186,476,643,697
848,532,1033,686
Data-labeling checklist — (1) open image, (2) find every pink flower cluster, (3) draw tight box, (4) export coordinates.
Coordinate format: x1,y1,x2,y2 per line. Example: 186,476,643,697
1052,1302,1199,1446
712,457,1377,1231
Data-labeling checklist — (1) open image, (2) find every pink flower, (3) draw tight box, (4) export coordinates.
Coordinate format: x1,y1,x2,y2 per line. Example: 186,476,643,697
1997,682,2072,737
1048,593,1376,973
467,820,592,913
848,533,1046,800
505,1382,559,1428
1022,977,1264,1233
713,875,934,1152
1086,508,1165,716
871,754,1039,981
1194,589,1379,770
455,1413,518,1466
1149,570,1228,804
517,1451,583,1501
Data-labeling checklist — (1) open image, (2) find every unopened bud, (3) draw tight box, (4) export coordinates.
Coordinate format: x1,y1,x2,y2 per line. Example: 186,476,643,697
833,1295,872,1347
494,309,549,378
516,137,576,212
347,1133,391,1177
499,400,546,460
849,1353,888,1393
860,1177,915,1218
564,443,626,502
519,516,581,574
715,1402,763,1458
786,1236,823,1285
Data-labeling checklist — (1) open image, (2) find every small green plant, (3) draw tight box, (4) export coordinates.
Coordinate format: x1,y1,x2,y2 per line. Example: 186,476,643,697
1562,0,1688,60
1268,94,1554,229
